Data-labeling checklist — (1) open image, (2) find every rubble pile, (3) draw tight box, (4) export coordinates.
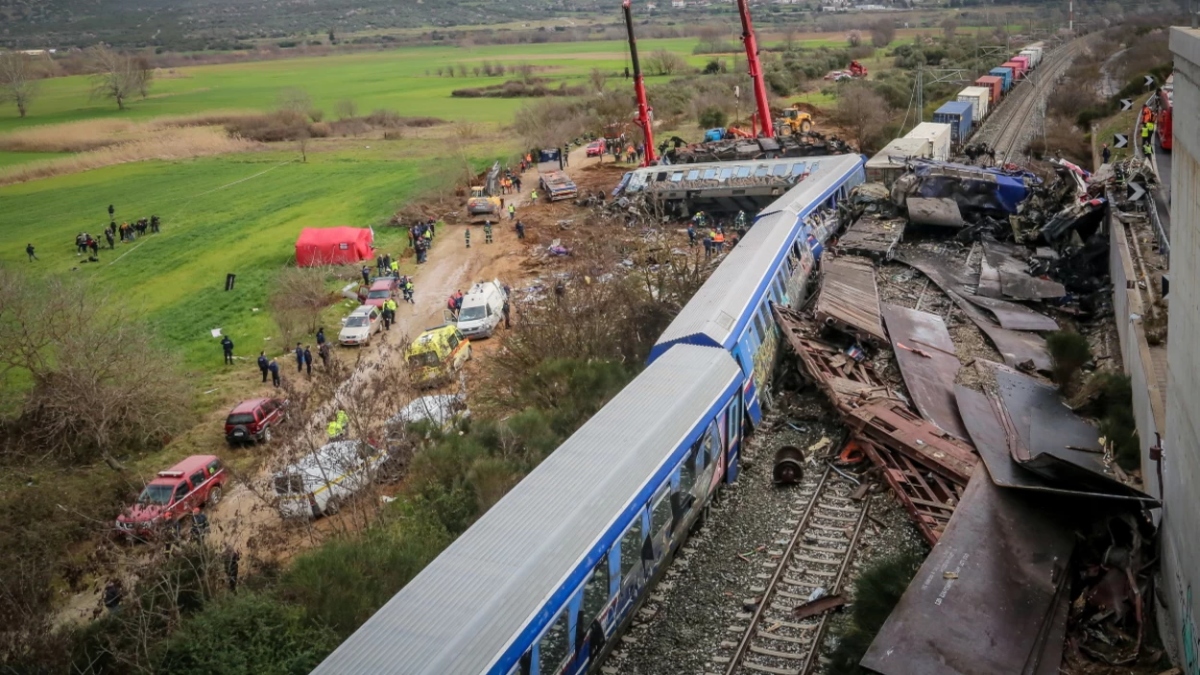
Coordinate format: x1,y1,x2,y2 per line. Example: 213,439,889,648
770,157,1165,674
665,131,854,164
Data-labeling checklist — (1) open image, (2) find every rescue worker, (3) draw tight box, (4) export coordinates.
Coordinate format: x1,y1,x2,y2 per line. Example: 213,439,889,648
1102,143,1111,165
224,545,241,594
150,215,160,233
484,221,493,244
447,294,458,319
686,223,696,246
465,226,472,248
107,204,115,220
1143,139,1153,156
105,228,115,249
515,220,526,240
502,295,511,329
257,351,269,383
303,345,313,377
268,358,281,387
383,297,397,330
376,254,385,277
403,277,415,304
530,189,538,201
327,410,349,440
190,507,209,539
712,229,725,252
221,335,234,365
390,258,400,277
361,265,371,286
513,176,522,192
103,579,123,614
508,203,516,221
25,243,37,261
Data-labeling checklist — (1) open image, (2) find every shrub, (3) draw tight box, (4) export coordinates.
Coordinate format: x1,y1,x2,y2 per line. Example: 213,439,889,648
308,122,330,138
827,551,924,674
308,108,324,123
1089,372,1140,471
155,593,338,675
698,106,728,129
1046,330,1092,394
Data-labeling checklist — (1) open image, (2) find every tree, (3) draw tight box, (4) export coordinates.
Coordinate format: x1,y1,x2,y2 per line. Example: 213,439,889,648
847,30,863,48
870,20,896,48
0,270,192,464
836,82,890,152
941,17,959,41
0,51,40,118
588,67,608,94
88,46,150,110
335,98,358,120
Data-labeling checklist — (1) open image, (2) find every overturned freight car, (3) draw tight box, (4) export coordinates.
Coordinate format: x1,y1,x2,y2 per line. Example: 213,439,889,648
891,159,1040,218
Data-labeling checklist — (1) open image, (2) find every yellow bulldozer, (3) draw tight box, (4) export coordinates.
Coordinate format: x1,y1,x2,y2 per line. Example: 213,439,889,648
777,105,814,135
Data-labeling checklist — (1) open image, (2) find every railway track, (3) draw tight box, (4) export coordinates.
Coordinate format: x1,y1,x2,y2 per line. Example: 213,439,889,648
715,466,870,675
976,37,1086,163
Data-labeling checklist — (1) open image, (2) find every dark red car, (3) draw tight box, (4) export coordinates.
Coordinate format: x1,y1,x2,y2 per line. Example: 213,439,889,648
115,455,227,539
362,278,400,309
224,397,288,446
585,139,606,157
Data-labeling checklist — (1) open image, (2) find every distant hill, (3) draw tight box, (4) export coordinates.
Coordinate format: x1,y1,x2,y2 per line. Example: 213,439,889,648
0,0,603,50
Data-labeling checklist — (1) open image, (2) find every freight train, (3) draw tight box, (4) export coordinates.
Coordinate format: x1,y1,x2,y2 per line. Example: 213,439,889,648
309,153,868,675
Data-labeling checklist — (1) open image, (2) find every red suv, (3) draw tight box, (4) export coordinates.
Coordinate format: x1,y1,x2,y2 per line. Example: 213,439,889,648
115,455,227,539
361,278,399,309
225,397,288,446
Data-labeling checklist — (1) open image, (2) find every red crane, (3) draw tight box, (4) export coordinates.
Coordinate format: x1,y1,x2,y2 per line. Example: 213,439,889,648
735,0,774,138
622,0,657,166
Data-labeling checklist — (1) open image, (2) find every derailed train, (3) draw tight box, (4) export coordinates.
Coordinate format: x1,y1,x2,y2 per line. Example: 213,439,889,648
310,153,867,675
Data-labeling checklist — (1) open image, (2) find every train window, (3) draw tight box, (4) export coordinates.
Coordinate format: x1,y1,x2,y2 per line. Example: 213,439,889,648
726,403,739,447
809,161,820,172
619,516,644,577
670,171,684,182
687,169,700,181
707,421,723,462
736,166,751,178
700,434,713,469
538,611,570,675
755,165,770,177
680,445,697,493
758,306,772,335
703,168,717,180
772,163,789,177
651,485,671,535
581,554,610,631
720,167,733,181
752,307,767,341
791,162,806,176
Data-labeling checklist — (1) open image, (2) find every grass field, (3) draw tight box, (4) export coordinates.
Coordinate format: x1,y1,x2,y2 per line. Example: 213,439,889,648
1,141,499,374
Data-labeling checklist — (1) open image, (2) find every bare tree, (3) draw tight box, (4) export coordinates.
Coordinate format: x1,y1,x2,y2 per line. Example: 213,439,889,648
836,82,889,152
870,20,896,48
268,267,333,344
0,51,40,118
88,46,150,110
134,55,153,99
941,17,959,40
783,26,799,51
335,99,358,120
847,30,863,48
0,270,192,465
588,67,609,94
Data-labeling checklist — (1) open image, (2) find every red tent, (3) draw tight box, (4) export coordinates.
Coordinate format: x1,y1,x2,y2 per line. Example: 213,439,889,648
295,227,374,267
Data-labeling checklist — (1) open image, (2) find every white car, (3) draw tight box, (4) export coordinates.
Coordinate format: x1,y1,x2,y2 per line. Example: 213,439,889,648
339,305,382,346
272,440,389,519
388,394,470,432
456,279,507,339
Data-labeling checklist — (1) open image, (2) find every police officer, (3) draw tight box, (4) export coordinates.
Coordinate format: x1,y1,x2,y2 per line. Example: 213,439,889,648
25,243,37,261
268,358,281,387
257,351,269,383
294,343,304,373
303,345,313,377
515,220,525,240
361,265,371,286
221,335,234,365
316,327,326,347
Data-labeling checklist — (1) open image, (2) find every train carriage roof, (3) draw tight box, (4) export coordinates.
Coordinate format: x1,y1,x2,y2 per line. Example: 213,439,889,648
311,345,742,675
652,153,864,357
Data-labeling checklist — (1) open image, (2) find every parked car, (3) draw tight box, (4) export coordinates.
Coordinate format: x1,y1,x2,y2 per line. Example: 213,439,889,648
586,139,606,157
115,455,227,539
388,393,470,433
272,440,389,519
455,279,507,339
339,305,383,346
405,325,471,387
362,278,400,309
224,397,288,446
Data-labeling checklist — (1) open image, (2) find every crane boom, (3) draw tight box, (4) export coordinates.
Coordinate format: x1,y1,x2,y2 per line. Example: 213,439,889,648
623,0,657,166
735,0,774,138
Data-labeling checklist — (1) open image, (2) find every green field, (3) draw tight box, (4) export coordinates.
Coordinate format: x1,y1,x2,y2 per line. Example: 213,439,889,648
0,143,497,373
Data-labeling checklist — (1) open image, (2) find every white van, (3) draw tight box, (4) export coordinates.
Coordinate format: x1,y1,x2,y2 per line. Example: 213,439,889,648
455,279,507,339
339,305,382,346
272,440,389,519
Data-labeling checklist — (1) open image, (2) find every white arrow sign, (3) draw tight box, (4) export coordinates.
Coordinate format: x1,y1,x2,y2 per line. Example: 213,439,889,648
1145,75,1156,87
1120,98,1133,111
1114,133,1128,148
1128,181,1146,202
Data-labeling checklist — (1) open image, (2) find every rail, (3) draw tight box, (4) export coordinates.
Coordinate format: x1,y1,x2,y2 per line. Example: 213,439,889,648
721,466,869,675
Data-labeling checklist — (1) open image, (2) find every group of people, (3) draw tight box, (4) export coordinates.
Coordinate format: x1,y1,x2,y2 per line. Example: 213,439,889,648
497,171,523,194
242,327,333,387
686,210,751,258
1140,104,1157,157
406,219,439,264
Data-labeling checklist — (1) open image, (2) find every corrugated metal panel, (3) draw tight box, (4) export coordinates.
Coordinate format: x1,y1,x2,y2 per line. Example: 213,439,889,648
311,345,741,675
654,154,864,352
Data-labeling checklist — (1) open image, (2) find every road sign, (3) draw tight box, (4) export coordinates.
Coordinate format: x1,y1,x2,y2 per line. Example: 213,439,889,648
1120,99,1133,111
1114,134,1128,149
1145,75,1156,88
1128,181,1146,202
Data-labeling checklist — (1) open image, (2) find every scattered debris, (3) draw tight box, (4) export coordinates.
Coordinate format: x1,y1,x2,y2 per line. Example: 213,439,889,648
881,304,971,442
790,593,846,620
815,256,887,347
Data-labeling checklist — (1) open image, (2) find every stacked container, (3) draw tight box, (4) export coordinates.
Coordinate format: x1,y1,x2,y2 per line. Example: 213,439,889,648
932,101,974,145
1019,47,1042,68
975,76,1003,104
866,138,935,185
1005,58,1028,80
957,86,991,122
989,67,1014,91
903,122,953,161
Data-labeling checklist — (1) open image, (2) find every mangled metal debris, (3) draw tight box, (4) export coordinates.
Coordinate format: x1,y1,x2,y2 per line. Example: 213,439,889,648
892,159,1040,216
862,465,1079,675
848,399,977,486
815,256,887,347
905,197,966,228
880,304,970,442
835,216,906,260
982,239,1066,301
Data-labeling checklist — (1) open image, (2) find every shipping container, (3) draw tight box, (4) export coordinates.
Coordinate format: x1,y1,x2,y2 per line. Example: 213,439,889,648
1006,58,1029,79
932,101,974,145
990,67,1014,91
865,138,935,185
1019,48,1042,68
957,86,991,121
903,122,953,161
975,76,1003,104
